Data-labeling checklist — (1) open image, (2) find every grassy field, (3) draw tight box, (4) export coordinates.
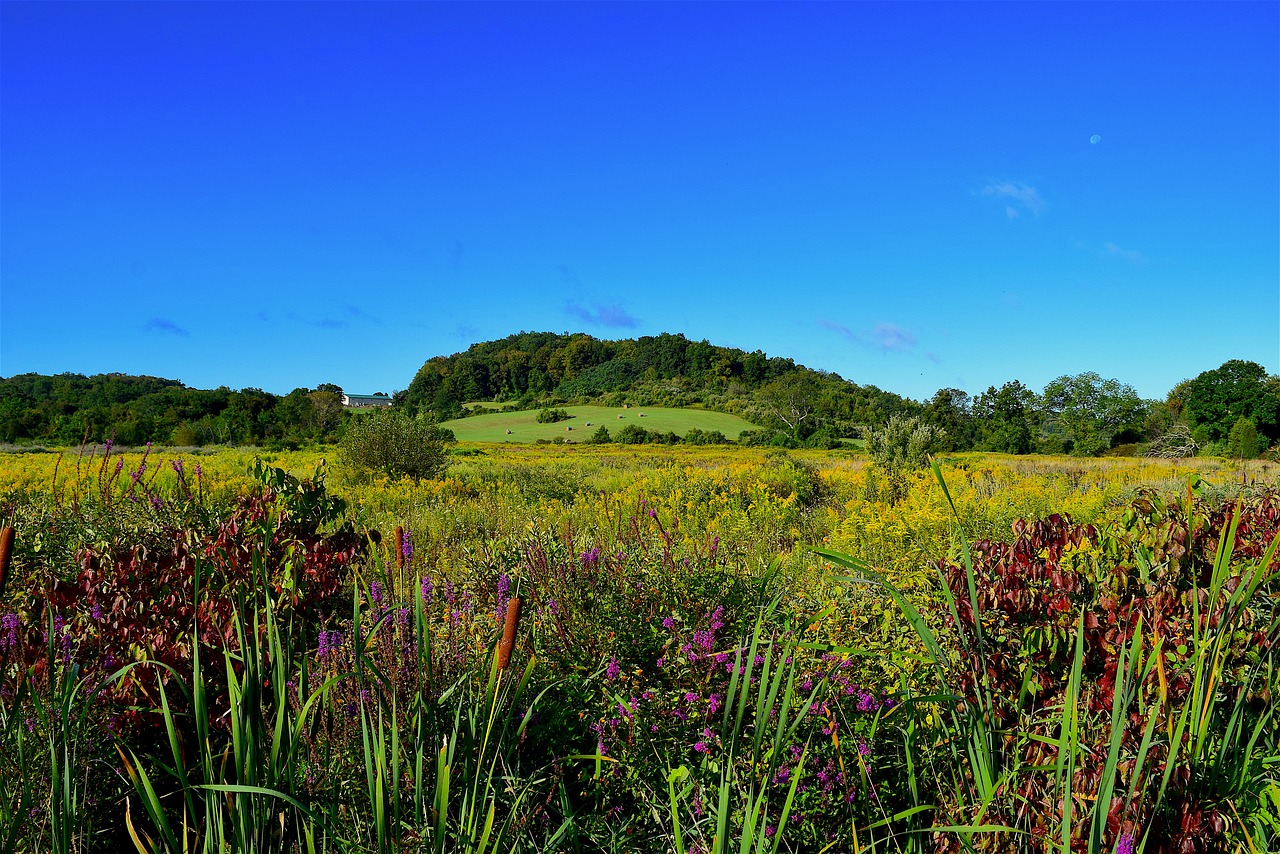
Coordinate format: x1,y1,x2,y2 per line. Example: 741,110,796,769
438,404,760,442
1,445,1276,852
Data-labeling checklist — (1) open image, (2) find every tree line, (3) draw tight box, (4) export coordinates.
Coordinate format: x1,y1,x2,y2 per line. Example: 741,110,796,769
2,331,1276,458
0,373,350,448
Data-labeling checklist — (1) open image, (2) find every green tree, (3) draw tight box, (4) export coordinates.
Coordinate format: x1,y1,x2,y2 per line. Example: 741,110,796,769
1225,417,1265,459
973,381,1038,454
1041,372,1148,456
589,425,612,444
1170,360,1280,445
922,388,974,451
339,409,455,482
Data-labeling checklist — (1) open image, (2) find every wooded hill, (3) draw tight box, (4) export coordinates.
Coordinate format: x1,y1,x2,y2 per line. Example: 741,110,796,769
399,331,916,446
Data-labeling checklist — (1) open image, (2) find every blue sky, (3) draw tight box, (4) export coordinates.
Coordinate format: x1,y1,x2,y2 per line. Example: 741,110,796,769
2,1,1276,402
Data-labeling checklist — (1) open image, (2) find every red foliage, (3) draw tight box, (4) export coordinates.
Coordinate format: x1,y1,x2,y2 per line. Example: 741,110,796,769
933,489,1279,853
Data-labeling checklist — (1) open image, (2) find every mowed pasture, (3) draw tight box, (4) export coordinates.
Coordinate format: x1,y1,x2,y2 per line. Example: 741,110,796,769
438,404,760,442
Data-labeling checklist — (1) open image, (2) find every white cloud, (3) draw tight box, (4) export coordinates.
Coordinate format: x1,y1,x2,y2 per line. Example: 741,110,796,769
1103,241,1145,264
817,319,918,353
981,181,1048,217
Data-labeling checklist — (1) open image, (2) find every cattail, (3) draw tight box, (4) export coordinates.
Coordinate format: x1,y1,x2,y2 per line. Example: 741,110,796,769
395,525,405,570
497,596,523,670
0,527,13,602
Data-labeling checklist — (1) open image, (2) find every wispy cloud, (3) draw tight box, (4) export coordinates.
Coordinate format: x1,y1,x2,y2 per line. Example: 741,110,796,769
453,323,478,341
558,265,582,288
817,319,918,353
1103,241,1145,264
144,317,188,336
981,181,1047,218
318,318,349,330
872,322,917,352
344,304,382,324
817,318,856,341
566,302,640,329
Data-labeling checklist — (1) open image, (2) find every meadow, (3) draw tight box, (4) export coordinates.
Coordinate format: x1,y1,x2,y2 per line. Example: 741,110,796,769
438,405,760,443
0,442,1275,853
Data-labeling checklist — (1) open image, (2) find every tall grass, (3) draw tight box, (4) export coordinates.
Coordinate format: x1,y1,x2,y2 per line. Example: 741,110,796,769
816,460,1280,852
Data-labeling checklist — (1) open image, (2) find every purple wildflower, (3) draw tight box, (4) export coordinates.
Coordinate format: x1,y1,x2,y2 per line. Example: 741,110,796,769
1115,833,1135,854
420,576,434,605
495,574,510,620
401,527,413,562
317,630,343,659
369,580,384,608
0,613,19,650
606,657,620,681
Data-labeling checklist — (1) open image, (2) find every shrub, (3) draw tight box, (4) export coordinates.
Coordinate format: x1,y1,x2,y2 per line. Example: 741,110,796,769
861,415,944,473
340,409,454,481
616,423,652,445
682,427,728,446
535,407,571,424
590,425,612,444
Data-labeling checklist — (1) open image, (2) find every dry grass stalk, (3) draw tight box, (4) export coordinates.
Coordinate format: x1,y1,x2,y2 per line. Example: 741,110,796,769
0,526,12,601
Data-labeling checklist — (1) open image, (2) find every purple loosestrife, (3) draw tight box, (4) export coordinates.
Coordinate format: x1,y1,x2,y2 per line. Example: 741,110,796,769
369,580,384,609
496,573,510,620
0,612,19,651
420,576,434,606
317,630,343,659
401,526,413,562
606,657,620,681
1115,833,1135,854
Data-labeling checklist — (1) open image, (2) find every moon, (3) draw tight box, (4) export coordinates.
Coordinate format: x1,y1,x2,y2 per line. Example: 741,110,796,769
1090,134,1102,144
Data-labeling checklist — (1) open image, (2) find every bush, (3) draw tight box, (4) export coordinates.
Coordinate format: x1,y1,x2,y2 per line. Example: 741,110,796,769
589,425,612,444
535,408,571,424
683,427,728,445
861,415,945,473
615,423,651,444
339,409,455,481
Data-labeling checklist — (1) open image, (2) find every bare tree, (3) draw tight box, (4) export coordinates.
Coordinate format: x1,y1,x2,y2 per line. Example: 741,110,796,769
758,373,822,439
1145,423,1198,458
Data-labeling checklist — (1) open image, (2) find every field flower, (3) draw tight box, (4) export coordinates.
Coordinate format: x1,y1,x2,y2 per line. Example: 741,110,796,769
0,612,18,650
400,526,413,561
317,629,343,659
